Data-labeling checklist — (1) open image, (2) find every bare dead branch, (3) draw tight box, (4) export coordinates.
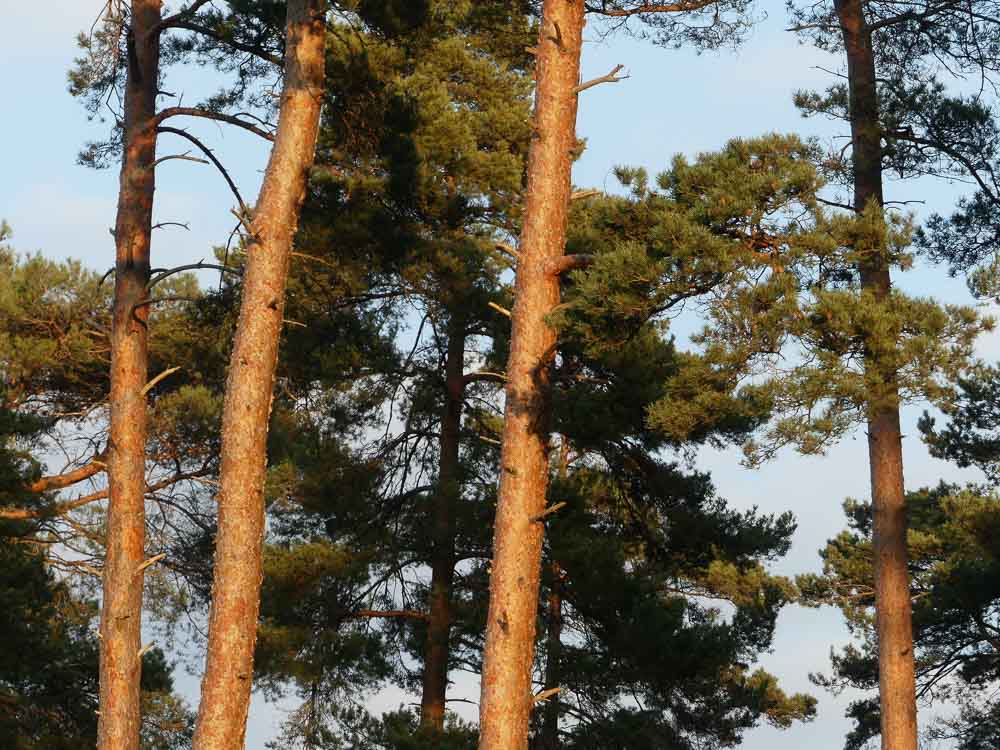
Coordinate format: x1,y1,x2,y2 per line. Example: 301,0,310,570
575,64,628,94
488,301,512,318
147,261,242,289
532,687,561,703
152,151,209,168
157,126,251,215
532,501,567,523
141,366,181,396
155,107,275,141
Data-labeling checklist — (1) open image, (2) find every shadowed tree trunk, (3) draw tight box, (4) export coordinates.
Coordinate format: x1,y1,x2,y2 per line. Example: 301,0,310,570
834,1,918,747
420,317,466,731
98,2,161,748
191,2,326,748
540,561,563,750
478,2,585,748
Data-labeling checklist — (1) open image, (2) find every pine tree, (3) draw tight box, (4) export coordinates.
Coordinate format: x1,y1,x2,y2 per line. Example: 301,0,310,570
477,2,763,743
787,2,1000,744
562,132,989,746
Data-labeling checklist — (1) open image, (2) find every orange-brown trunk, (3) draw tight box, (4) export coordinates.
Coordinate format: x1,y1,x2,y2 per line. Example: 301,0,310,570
98,2,161,748
191,3,326,748
835,1,918,747
478,3,584,748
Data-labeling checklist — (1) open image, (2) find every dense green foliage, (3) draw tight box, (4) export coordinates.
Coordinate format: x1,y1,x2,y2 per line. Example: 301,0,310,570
800,483,1000,749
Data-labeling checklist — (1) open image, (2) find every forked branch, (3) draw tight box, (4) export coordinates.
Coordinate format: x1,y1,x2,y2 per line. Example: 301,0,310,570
574,64,628,94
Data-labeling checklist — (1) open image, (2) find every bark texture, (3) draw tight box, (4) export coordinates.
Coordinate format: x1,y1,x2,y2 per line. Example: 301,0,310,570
419,320,465,731
190,3,326,748
98,2,161,748
835,1,919,747
478,3,585,748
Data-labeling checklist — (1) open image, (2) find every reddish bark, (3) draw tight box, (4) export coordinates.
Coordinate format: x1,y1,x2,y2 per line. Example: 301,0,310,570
477,3,585,748
835,1,918,747
190,2,326,748
97,2,161,748
419,320,466,731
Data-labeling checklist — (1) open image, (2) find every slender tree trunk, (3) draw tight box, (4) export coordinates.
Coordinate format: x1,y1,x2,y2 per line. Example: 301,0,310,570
835,2,918,748
478,3,584,748
191,3,326,748
98,2,161,748
420,318,465,731
540,561,563,750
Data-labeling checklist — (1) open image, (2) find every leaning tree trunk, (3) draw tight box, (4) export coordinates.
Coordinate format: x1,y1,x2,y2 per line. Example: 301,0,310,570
98,2,161,748
191,2,326,748
478,2,585,748
419,318,466,732
835,1,918,748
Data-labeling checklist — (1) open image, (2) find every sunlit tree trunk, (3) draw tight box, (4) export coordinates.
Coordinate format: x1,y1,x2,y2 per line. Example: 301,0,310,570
98,2,161,748
835,1,918,747
478,2,585,748
191,2,326,748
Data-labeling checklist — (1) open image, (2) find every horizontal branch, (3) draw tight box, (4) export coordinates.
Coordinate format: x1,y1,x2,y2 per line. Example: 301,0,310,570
585,1,718,16
151,221,190,232
152,152,209,168
155,107,275,141
28,453,106,494
463,370,507,385
1,469,210,521
147,261,243,289
545,254,594,276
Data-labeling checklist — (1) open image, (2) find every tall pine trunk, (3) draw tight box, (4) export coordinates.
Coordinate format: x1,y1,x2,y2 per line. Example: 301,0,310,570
191,2,326,748
834,1,918,747
98,2,161,748
420,318,465,731
478,3,584,748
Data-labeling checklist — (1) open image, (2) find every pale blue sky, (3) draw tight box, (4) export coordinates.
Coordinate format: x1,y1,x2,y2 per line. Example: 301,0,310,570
0,2,993,748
